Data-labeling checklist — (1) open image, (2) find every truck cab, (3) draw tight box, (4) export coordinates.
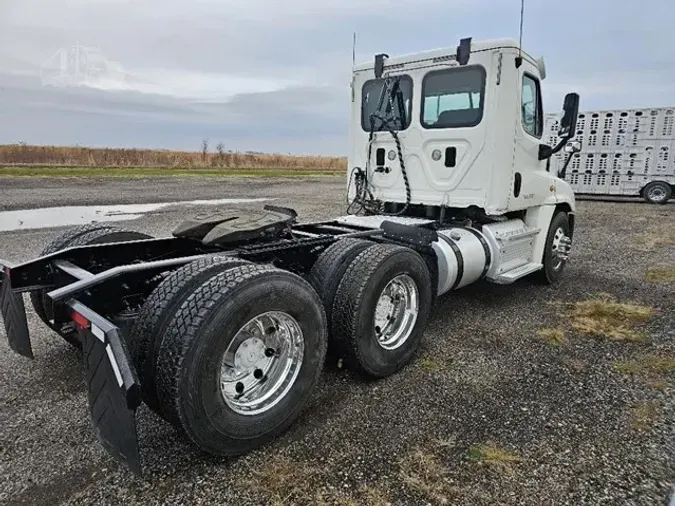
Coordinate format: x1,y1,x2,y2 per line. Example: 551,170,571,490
348,38,579,216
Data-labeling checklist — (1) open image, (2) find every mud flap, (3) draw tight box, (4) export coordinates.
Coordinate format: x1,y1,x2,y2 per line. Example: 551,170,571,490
69,300,143,475
0,264,33,359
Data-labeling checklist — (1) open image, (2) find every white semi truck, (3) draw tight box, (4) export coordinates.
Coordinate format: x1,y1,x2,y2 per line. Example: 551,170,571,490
0,38,580,474
546,107,675,203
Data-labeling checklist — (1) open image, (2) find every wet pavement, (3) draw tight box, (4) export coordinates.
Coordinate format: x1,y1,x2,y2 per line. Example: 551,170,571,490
0,198,270,232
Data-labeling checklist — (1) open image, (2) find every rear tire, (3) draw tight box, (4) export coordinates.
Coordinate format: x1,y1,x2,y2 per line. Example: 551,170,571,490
155,264,327,456
309,238,373,348
129,255,251,418
30,224,115,330
643,181,672,204
30,225,152,348
332,244,432,378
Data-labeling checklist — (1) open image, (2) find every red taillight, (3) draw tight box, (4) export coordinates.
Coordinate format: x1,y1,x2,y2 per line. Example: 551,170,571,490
3,267,9,278
71,311,90,329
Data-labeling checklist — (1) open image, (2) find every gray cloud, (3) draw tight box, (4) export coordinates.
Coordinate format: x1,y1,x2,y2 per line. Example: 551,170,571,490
0,0,673,154
0,72,347,153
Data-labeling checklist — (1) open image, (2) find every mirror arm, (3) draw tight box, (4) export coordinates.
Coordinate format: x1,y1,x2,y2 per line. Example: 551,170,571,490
550,135,572,156
538,132,573,161
538,144,552,160
558,151,574,179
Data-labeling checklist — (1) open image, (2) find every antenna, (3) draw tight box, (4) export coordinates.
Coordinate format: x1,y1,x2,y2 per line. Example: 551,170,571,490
351,32,357,103
518,0,525,59
352,32,357,69
515,0,525,68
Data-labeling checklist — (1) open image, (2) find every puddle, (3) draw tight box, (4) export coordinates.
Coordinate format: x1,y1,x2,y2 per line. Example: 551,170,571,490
0,198,270,232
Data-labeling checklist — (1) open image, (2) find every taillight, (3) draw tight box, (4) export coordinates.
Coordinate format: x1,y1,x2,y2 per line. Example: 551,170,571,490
71,311,90,329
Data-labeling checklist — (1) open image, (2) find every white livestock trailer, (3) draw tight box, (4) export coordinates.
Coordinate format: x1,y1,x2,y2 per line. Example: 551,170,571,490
546,107,675,203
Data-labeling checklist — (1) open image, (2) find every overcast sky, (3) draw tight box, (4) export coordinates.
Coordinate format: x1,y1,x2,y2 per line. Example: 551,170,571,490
0,0,673,155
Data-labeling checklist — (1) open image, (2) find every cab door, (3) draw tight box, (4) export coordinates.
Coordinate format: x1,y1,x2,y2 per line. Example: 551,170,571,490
510,63,553,209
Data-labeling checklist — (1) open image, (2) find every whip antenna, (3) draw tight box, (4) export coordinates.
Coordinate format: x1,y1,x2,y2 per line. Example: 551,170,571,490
352,32,357,69
516,0,525,67
518,0,525,58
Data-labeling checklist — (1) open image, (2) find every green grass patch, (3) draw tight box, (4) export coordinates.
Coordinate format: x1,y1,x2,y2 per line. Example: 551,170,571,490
467,444,523,464
629,402,660,431
0,166,342,178
418,355,453,373
537,327,567,345
467,443,523,476
560,293,654,342
646,265,675,284
613,356,675,376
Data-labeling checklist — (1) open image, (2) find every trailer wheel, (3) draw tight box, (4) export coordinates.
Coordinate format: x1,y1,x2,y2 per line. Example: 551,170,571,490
536,211,571,285
332,244,432,378
155,264,327,455
129,255,251,417
643,181,672,204
309,238,373,338
30,225,152,348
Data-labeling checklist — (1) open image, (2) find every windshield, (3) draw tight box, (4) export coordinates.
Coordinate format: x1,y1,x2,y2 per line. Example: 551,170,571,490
361,75,413,132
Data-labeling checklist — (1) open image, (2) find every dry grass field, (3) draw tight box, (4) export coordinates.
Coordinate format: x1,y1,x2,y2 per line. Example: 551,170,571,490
0,144,347,171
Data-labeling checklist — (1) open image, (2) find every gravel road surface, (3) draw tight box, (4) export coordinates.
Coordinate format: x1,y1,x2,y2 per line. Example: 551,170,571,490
0,177,673,506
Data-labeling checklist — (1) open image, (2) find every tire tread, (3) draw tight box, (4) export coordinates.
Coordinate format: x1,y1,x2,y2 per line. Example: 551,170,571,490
309,238,372,326
332,243,429,377
129,255,250,416
156,263,327,445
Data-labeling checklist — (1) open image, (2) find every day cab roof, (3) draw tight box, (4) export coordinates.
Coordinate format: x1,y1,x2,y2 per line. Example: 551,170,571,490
353,38,541,73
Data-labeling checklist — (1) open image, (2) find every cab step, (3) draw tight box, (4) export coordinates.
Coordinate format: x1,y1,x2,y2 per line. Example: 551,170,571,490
490,262,543,284
482,219,542,284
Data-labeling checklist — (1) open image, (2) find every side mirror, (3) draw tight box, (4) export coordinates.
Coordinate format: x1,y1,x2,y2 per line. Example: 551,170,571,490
564,140,582,154
558,92,580,138
539,92,582,161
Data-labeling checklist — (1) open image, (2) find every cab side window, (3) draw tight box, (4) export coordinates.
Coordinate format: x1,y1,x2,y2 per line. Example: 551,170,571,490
521,74,542,138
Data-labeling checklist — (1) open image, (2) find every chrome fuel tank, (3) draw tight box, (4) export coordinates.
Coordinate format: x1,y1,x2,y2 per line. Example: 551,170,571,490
432,227,492,295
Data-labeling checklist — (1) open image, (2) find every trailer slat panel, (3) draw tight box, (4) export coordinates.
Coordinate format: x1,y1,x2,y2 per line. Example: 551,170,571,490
547,107,675,197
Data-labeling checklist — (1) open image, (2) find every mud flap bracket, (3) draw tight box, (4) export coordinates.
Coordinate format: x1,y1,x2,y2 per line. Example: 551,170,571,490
69,300,143,476
0,262,33,359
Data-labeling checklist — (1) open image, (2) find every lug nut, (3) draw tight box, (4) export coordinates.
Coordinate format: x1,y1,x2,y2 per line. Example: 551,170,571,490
254,369,264,379
265,348,276,357
235,382,244,394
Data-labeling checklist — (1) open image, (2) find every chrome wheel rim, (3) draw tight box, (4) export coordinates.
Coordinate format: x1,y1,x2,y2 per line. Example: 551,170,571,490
551,227,566,270
219,311,304,416
373,274,419,350
647,185,667,202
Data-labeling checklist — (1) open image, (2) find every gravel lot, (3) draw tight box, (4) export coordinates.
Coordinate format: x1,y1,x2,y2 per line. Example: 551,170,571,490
0,177,673,506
